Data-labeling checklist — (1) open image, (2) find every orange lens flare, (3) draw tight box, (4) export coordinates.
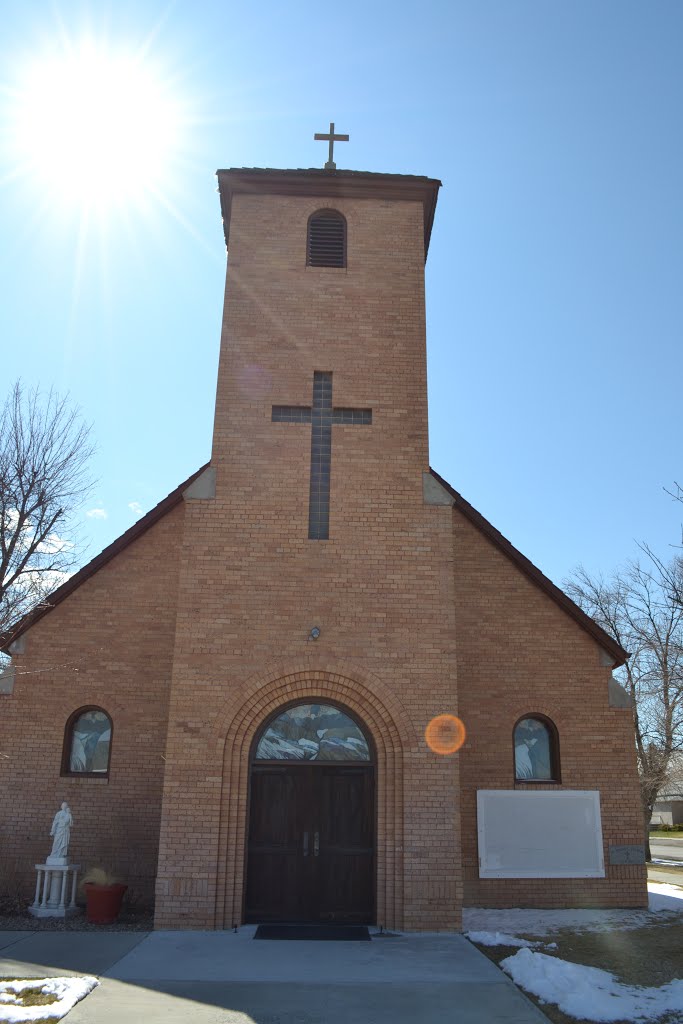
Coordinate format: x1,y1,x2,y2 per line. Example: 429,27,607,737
425,714,466,755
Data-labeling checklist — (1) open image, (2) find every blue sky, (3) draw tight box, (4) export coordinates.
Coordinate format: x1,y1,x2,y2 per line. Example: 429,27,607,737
1,0,681,589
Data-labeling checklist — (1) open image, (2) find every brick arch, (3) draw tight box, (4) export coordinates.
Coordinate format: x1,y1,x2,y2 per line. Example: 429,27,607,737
208,657,418,755
214,668,409,930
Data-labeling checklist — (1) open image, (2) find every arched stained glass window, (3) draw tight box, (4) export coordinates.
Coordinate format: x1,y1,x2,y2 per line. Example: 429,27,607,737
513,715,559,782
63,707,112,775
255,703,370,762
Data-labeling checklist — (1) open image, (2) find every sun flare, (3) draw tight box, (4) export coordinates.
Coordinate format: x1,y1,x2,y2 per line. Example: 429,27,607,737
11,39,182,209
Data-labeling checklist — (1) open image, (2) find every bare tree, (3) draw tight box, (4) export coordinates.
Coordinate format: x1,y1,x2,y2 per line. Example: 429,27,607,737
0,382,95,652
566,558,683,857
639,541,683,613
661,481,683,607
666,480,683,509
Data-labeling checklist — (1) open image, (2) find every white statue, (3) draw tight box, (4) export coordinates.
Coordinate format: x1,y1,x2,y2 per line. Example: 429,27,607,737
49,802,73,860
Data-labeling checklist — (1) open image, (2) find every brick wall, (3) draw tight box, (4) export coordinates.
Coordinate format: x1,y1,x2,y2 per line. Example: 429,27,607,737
0,172,647,928
154,187,464,930
453,511,647,907
0,505,183,903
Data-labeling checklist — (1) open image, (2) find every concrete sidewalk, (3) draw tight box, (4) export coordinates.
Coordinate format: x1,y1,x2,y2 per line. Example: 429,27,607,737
0,927,551,1023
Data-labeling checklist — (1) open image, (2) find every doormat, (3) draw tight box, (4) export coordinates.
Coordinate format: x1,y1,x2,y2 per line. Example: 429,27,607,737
254,924,371,941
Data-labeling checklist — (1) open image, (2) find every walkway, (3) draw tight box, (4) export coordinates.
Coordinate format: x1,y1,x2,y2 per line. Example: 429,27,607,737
0,926,551,1023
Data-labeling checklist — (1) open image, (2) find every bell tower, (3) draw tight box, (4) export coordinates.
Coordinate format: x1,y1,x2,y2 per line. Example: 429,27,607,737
211,164,441,521
155,143,463,932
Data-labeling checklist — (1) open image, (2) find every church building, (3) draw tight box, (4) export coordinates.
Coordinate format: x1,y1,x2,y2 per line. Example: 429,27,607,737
0,132,647,930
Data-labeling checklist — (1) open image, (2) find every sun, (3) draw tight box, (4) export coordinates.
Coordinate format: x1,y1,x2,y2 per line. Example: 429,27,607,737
11,38,183,210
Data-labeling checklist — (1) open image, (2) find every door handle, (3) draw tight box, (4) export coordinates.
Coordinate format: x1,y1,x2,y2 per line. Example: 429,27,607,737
303,831,309,857
313,831,319,857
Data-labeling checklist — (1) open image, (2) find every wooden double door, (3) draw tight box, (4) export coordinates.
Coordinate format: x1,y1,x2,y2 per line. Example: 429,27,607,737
245,764,374,923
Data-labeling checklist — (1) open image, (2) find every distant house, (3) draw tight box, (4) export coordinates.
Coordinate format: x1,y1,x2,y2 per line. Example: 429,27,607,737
651,759,683,826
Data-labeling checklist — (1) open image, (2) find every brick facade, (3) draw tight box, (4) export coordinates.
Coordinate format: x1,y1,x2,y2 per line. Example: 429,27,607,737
0,166,647,928
453,512,646,907
0,504,183,899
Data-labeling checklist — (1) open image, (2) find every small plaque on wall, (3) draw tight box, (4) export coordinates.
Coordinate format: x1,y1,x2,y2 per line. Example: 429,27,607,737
609,845,646,865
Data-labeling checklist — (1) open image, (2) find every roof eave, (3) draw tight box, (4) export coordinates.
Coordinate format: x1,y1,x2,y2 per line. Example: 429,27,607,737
429,467,629,668
0,462,210,654
216,167,441,262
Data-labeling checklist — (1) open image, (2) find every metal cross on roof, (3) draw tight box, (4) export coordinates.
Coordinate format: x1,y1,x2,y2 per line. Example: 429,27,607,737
314,122,349,171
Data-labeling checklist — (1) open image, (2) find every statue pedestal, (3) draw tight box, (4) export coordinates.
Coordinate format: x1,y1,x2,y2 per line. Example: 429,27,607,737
29,863,81,918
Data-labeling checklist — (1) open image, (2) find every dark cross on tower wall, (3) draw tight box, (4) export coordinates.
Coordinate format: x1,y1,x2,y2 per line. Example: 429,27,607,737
272,371,372,540
314,122,349,170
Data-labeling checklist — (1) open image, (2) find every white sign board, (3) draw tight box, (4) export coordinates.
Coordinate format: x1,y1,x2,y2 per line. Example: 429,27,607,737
477,790,605,879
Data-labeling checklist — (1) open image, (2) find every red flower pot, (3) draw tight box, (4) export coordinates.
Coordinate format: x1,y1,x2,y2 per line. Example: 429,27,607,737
84,883,127,924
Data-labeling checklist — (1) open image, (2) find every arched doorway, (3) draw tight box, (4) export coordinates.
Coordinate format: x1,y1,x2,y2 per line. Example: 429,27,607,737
245,701,375,924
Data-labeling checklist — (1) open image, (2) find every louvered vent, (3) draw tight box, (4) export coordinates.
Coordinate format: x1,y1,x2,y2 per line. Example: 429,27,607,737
307,210,346,268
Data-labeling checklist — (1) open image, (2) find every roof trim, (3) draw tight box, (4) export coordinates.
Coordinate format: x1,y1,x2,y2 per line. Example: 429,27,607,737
2,458,624,667
0,463,209,653
216,167,441,261
429,467,629,668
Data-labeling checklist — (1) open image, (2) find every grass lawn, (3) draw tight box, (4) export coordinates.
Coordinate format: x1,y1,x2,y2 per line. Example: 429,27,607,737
468,871,683,1024
650,831,683,840
472,917,683,1024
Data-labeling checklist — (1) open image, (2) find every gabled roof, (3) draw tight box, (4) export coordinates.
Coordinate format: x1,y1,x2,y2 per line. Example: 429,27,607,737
429,467,629,668
1,460,628,669
0,464,209,654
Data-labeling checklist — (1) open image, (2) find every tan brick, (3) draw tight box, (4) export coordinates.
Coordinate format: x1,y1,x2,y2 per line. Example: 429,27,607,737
0,171,646,931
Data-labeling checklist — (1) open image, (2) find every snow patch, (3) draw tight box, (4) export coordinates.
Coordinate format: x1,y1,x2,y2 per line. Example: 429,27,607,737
501,947,683,1023
648,882,683,911
0,976,98,1022
463,881,683,938
465,930,543,948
